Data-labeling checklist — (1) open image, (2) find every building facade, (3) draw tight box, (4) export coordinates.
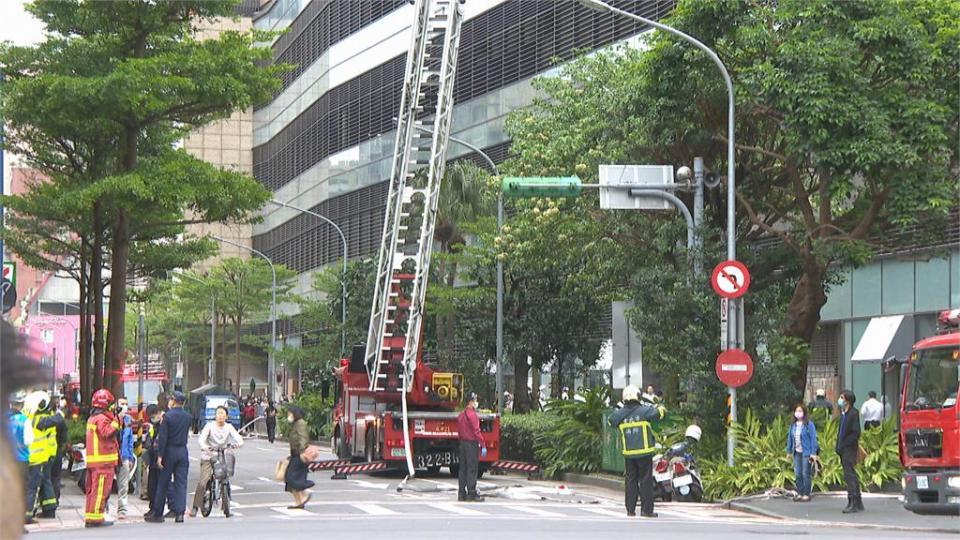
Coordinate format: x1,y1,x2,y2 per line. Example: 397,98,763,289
248,0,676,299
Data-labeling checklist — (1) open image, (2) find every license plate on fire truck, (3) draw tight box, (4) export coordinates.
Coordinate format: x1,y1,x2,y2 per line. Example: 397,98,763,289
415,451,458,469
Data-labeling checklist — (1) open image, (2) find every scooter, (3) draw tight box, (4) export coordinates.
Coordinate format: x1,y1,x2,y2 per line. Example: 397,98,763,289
652,425,703,502
69,443,87,491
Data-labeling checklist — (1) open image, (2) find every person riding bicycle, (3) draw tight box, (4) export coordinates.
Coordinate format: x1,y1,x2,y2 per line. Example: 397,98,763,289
190,406,243,518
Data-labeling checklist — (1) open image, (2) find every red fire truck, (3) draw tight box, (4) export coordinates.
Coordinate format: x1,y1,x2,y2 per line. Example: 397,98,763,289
894,309,960,514
120,361,169,416
328,0,503,479
331,344,500,476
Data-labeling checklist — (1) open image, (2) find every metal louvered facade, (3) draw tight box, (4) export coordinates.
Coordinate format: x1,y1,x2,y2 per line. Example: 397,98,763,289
252,0,676,275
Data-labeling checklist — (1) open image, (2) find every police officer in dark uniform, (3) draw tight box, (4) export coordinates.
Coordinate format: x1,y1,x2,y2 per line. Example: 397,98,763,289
611,385,666,518
145,392,192,524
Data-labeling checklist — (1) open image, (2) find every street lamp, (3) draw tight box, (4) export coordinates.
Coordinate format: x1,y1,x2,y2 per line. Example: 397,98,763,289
210,236,278,401
578,0,740,466
169,270,217,386
412,125,506,416
267,199,348,357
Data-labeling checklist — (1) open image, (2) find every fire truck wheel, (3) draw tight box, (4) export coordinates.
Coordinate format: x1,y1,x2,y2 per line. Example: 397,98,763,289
448,464,459,477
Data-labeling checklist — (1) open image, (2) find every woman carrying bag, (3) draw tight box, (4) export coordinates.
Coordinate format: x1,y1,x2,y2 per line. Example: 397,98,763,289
786,404,819,502
284,406,315,509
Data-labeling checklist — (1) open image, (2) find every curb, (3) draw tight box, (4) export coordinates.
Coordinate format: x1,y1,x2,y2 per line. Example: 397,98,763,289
725,498,959,534
560,472,624,492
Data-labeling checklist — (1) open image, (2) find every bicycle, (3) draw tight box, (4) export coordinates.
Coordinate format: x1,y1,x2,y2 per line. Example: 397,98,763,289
200,446,235,518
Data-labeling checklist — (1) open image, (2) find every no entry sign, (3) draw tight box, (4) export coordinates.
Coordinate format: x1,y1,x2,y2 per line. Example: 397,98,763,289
711,260,751,299
716,349,754,388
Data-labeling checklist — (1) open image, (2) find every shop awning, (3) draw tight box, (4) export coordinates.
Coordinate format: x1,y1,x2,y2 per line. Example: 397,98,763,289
851,315,914,363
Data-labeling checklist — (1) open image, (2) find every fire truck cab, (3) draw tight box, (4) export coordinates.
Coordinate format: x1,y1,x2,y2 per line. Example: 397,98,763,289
896,309,960,515
331,346,500,475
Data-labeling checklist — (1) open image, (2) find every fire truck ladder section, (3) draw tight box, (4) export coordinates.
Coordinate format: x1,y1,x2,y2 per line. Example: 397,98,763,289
365,0,463,395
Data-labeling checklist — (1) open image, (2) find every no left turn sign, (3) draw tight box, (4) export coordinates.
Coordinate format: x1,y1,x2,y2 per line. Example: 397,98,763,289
711,260,751,299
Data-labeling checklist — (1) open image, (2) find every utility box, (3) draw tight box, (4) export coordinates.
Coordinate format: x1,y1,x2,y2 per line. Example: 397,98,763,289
601,410,625,473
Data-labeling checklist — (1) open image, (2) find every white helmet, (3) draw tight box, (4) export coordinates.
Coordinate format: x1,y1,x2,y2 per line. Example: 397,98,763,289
622,385,640,402
684,424,702,442
24,390,51,415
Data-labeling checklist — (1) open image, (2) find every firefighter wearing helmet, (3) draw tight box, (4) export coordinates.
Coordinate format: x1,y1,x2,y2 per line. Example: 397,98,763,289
610,384,667,518
84,388,120,528
23,390,58,522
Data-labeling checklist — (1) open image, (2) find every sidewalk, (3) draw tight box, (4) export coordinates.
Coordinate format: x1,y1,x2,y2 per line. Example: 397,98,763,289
726,491,959,534
26,474,151,533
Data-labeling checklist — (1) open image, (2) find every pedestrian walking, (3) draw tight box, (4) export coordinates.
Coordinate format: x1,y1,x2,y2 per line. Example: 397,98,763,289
50,398,68,502
141,405,162,516
611,385,666,518
84,389,120,528
145,391,192,523
284,405,315,509
860,391,883,429
265,401,277,444
456,392,487,502
836,389,864,513
115,397,135,520
808,389,834,416
23,391,58,522
191,406,244,517
786,404,819,502
8,391,31,526
243,401,256,434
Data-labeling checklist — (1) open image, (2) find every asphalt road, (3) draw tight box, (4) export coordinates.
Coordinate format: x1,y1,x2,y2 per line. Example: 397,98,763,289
30,433,957,539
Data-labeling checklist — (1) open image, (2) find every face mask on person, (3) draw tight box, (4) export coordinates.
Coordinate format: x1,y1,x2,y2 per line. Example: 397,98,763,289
837,397,846,409
287,414,294,423
794,410,804,420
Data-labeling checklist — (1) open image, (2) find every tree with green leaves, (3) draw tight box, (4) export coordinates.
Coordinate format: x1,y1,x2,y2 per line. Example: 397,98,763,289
211,257,296,392
505,0,958,391
1,0,285,397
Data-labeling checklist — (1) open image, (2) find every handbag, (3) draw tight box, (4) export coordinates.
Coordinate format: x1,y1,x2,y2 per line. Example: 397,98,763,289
275,456,290,481
856,445,868,464
300,445,321,464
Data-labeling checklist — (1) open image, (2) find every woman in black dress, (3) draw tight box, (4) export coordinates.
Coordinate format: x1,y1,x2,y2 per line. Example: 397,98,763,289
284,405,314,508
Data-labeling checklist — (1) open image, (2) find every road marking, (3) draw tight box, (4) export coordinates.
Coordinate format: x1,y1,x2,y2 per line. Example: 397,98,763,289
508,505,565,517
271,506,313,517
350,480,390,490
578,506,629,518
427,503,487,516
257,476,283,484
351,503,399,515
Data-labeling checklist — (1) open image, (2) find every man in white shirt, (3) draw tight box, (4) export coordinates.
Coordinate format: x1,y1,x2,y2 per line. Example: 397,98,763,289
860,391,884,429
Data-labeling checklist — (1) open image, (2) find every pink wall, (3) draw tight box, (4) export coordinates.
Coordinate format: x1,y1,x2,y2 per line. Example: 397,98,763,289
8,167,52,323
21,315,80,382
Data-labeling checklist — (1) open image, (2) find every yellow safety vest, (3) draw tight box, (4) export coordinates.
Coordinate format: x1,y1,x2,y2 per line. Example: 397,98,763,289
29,413,56,465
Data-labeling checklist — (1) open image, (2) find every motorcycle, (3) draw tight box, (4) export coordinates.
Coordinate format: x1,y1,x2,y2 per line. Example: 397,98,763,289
652,425,703,502
69,443,87,491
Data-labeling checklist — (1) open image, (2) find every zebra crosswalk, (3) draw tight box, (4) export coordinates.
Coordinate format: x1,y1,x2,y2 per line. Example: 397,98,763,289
257,500,778,525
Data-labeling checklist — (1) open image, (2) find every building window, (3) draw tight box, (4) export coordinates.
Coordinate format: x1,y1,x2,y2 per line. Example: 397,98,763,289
807,323,841,402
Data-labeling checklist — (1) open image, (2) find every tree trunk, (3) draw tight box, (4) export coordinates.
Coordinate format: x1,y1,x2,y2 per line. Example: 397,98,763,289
91,203,105,393
78,241,90,404
531,367,542,410
512,351,531,413
105,209,130,398
781,261,829,392
235,320,242,397
221,315,229,391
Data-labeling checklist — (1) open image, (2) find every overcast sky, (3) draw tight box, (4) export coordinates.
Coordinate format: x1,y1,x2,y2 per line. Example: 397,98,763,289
1,0,45,188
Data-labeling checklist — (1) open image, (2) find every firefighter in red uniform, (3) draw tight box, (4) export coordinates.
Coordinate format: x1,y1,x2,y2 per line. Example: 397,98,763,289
84,389,119,528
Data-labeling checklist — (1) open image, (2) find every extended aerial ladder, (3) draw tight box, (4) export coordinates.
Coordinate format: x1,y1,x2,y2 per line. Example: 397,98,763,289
366,0,463,393
363,0,464,476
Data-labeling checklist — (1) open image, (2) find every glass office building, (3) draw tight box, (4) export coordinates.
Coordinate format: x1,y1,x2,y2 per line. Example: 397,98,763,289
249,0,677,293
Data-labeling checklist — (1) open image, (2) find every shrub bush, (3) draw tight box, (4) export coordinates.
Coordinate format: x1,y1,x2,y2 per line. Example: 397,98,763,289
279,394,332,441
700,411,901,501
500,411,557,464
66,417,87,445
534,387,609,477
